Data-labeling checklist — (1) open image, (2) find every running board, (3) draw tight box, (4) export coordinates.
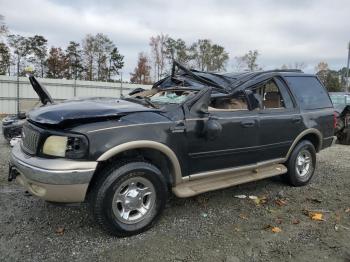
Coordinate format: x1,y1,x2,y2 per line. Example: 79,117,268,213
172,164,287,198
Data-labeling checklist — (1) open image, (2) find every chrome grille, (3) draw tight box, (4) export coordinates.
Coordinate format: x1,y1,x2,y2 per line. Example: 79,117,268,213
22,124,40,155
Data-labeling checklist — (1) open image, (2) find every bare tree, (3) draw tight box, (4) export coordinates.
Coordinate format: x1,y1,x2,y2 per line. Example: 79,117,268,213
46,47,67,79
237,50,260,71
315,61,329,84
65,41,84,80
130,52,151,84
0,42,10,75
164,37,190,66
82,34,96,81
0,14,8,37
108,47,124,81
189,39,229,71
29,35,48,77
7,34,32,76
149,34,168,81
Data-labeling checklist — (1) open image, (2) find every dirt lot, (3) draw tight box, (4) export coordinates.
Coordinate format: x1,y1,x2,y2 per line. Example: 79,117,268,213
1,132,350,262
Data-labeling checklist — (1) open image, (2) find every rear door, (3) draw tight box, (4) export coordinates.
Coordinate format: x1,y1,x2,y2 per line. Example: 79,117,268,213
283,76,334,146
253,77,303,161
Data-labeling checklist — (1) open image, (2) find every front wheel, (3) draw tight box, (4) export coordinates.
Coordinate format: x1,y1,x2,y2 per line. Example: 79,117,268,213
89,161,168,237
284,140,316,186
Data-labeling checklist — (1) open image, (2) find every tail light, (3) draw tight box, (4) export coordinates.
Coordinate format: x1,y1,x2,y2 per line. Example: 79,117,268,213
333,112,338,129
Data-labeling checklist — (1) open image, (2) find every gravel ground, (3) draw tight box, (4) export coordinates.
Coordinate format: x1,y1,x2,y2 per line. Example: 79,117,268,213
1,132,350,262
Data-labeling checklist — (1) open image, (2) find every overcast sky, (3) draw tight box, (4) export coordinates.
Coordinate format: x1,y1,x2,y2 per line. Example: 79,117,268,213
1,0,349,78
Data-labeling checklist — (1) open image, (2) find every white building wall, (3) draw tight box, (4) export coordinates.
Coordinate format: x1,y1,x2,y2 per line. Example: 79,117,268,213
0,76,151,114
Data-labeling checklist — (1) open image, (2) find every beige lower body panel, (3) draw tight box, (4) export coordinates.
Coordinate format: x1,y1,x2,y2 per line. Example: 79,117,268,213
16,175,88,203
172,164,287,198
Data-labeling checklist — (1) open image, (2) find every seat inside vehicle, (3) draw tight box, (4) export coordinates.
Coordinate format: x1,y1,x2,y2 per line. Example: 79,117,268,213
209,97,248,111
263,91,281,108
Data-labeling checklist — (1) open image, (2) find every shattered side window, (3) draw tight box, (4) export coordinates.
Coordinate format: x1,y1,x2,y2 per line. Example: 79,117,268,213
150,90,196,104
209,92,248,111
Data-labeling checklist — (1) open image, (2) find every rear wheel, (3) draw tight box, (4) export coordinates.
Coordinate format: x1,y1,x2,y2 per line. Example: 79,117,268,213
284,140,316,186
89,161,167,237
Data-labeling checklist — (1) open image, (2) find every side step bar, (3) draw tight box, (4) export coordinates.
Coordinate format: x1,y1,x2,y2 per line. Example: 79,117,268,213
172,164,287,198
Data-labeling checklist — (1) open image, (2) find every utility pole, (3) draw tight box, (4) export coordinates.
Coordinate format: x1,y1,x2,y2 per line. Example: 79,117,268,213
16,57,20,116
346,41,350,93
120,72,123,98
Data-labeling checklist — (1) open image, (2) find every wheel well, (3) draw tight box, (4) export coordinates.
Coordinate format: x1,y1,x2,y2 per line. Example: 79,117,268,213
301,133,321,152
86,148,174,198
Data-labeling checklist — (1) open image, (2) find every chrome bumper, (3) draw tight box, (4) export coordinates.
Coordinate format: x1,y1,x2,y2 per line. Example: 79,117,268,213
9,143,97,203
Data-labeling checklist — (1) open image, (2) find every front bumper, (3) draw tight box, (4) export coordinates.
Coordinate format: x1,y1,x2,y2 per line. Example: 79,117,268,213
9,143,97,203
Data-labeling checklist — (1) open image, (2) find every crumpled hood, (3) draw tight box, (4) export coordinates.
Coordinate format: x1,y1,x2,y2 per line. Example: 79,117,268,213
28,97,159,126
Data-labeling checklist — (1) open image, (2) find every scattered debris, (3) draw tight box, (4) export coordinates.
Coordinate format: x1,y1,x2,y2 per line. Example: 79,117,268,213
239,213,248,220
310,212,324,221
251,196,267,205
345,208,350,213
292,219,300,225
271,226,282,233
200,212,208,218
276,218,283,224
55,226,65,236
306,197,322,204
335,224,350,231
275,199,287,207
196,196,209,207
234,195,247,199
264,225,282,233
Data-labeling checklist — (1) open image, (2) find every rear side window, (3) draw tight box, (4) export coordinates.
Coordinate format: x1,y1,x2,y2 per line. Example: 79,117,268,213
285,76,333,110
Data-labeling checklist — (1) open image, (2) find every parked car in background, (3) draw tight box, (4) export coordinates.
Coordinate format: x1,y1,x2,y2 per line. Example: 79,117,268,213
2,113,26,142
9,62,336,236
1,77,53,143
329,92,350,144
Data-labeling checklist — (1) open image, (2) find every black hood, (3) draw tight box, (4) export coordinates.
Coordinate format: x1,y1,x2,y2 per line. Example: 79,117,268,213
29,76,54,105
28,97,159,126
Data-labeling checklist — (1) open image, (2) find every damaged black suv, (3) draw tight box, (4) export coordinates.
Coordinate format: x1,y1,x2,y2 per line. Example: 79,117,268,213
9,62,336,236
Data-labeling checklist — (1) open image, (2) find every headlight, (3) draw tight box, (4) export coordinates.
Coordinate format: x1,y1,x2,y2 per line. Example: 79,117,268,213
43,136,67,157
42,135,88,159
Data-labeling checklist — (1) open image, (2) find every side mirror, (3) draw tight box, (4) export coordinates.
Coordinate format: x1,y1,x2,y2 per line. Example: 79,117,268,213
203,116,222,140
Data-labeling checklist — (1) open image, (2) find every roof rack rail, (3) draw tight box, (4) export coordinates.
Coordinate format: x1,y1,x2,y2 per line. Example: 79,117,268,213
257,69,304,73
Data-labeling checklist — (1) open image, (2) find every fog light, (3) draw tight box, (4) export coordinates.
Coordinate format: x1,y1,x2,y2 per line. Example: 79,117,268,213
29,183,46,196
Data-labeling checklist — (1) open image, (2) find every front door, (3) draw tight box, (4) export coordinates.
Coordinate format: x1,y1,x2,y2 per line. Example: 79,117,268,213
185,93,260,175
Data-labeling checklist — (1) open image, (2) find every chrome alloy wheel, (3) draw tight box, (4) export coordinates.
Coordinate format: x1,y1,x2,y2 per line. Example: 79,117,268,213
295,149,312,177
112,176,156,224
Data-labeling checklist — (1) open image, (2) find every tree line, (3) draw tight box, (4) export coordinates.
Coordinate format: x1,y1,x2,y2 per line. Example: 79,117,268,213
0,15,348,91
130,34,230,84
0,15,124,82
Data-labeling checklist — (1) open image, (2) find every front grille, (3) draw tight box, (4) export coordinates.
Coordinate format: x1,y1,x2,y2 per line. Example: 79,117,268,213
22,124,40,155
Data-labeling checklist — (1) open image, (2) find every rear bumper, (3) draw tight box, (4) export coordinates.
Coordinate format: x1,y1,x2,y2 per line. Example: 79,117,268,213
331,136,337,146
10,143,97,203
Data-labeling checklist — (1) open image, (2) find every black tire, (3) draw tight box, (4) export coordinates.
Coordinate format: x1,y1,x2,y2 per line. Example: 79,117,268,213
89,161,168,237
338,129,350,145
284,140,316,187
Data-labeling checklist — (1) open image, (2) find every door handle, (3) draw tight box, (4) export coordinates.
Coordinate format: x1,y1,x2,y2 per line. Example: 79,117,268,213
170,122,186,133
240,120,255,128
292,116,302,123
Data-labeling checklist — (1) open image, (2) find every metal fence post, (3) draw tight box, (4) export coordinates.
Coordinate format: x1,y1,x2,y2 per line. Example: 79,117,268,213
16,73,19,116
120,72,123,98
